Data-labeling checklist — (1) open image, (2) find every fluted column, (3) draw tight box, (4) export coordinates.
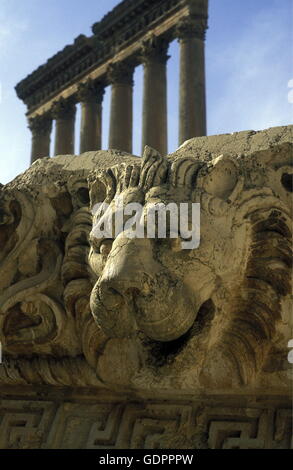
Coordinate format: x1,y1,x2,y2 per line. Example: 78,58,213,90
108,61,134,153
28,114,52,164
52,97,76,155
177,17,208,145
141,36,169,156
77,80,105,153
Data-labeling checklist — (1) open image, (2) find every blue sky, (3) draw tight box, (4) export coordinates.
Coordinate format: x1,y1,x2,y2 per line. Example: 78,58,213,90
0,0,292,184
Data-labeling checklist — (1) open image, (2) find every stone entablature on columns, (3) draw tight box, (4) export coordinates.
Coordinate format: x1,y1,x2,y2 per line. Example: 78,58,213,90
108,61,134,153
51,97,76,156
77,79,105,153
16,1,209,117
15,0,209,164
28,113,52,163
141,35,169,155
177,16,208,143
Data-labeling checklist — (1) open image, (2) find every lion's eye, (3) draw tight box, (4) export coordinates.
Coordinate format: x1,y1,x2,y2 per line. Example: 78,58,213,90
99,239,113,256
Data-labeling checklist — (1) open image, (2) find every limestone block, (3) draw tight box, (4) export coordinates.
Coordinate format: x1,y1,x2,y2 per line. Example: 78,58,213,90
0,126,292,449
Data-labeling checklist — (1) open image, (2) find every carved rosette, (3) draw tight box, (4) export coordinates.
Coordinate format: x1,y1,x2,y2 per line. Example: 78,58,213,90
140,35,170,64
51,96,76,120
107,61,134,86
176,17,208,41
77,79,105,104
28,113,52,136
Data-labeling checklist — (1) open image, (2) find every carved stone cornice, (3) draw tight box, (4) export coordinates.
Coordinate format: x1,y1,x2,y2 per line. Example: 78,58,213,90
0,128,292,400
107,61,134,86
28,113,52,136
176,16,208,41
51,97,76,120
140,35,170,64
77,79,105,104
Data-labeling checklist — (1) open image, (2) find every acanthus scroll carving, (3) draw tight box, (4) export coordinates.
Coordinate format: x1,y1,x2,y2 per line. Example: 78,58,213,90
140,35,170,64
51,96,76,120
28,113,52,136
176,16,208,41
77,79,105,104
107,61,134,86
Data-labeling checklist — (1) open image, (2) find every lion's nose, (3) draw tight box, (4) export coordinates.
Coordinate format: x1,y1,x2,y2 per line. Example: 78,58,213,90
90,235,163,337
91,277,139,338
97,235,161,297
98,276,142,304
94,245,153,335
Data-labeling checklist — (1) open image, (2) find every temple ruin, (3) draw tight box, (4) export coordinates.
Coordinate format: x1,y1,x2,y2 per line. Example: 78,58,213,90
15,0,208,162
0,0,292,451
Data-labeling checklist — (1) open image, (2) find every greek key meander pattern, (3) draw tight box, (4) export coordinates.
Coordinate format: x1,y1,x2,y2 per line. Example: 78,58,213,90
0,400,291,449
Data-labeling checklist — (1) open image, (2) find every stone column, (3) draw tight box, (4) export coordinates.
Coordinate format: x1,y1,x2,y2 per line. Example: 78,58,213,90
141,36,169,156
108,61,134,153
52,97,76,156
177,17,208,145
28,114,52,164
77,80,105,153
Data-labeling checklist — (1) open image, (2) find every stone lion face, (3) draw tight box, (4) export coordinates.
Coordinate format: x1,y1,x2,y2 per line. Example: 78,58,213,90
89,184,209,343
88,145,292,387
88,147,235,345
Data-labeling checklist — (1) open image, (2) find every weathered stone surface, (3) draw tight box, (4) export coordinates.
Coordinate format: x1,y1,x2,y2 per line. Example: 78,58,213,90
0,150,138,388
0,126,292,448
173,125,293,161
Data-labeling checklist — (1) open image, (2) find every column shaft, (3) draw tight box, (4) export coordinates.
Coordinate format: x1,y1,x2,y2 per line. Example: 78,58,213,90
141,37,169,155
142,61,168,155
178,18,208,145
31,133,51,163
109,84,132,152
28,114,52,164
108,62,134,153
52,98,76,156
78,80,104,154
80,101,102,153
54,118,75,155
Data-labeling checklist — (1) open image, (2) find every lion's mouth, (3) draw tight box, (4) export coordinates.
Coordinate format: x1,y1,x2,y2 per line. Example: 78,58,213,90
91,269,212,347
130,281,201,342
141,299,215,367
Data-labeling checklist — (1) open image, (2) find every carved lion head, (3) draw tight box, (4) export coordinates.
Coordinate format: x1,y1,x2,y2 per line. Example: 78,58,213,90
88,144,292,387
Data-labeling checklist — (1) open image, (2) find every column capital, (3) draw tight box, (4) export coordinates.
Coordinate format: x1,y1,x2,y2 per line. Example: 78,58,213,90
140,35,170,64
176,16,208,41
107,61,134,86
51,97,76,120
77,79,105,104
28,113,52,136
